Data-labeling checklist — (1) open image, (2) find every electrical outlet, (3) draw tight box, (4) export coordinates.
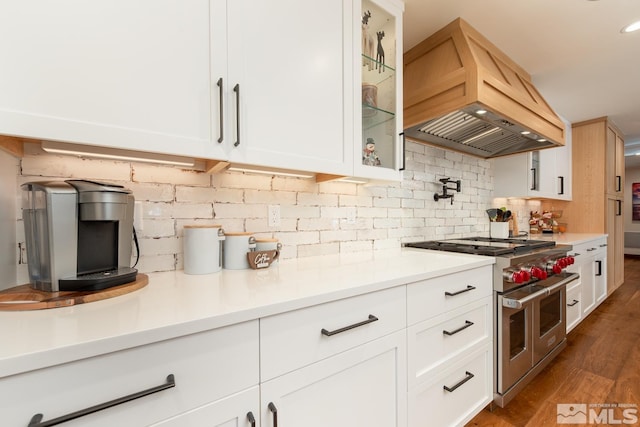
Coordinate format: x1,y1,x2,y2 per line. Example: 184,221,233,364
268,205,281,227
134,201,144,231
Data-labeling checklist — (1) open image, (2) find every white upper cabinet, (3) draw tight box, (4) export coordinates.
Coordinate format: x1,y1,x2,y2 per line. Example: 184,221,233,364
223,0,353,175
0,0,225,160
353,0,404,181
0,0,358,176
493,117,572,200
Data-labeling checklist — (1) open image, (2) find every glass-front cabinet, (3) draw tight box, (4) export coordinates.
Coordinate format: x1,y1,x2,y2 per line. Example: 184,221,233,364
353,0,404,181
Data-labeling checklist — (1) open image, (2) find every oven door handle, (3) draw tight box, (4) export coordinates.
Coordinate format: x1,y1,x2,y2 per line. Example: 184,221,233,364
502,273,578,309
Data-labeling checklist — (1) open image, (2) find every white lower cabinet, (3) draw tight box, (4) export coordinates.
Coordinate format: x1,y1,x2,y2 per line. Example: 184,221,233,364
261,330,407,427
1,321,259,427
150,387,259,427
566,236,608,333
408,344,492,427
566,280,582,333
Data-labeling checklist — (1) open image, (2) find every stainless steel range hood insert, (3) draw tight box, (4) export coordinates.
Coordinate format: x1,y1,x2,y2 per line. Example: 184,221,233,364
403,18,566,158
405,104,556,158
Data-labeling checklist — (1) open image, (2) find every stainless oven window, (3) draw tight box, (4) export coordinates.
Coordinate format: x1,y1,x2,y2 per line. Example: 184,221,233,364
539,291,562,337
510,310,526,359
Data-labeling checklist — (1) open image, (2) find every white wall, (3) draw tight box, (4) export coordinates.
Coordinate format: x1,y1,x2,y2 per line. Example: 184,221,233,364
0,149,18,290
11,142,544,280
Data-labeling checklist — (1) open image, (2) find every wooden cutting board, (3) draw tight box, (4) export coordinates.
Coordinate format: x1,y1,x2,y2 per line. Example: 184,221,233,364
0,274,148,311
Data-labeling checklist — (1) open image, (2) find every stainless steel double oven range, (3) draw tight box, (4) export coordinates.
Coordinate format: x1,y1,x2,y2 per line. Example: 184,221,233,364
405,237,579,407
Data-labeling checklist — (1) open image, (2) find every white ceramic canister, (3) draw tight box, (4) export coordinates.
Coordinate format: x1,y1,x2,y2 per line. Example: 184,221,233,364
255,238,282,264
223,232,256,270
490,222,510,239
183,225,225,275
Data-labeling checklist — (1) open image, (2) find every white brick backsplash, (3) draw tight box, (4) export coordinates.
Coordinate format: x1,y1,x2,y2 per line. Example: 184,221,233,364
373,197,401,208
357,207,387,218
139,237,181,255
297,192,339,206
298,217,339,231
138,219,175,238
175,186,217,203
133,164,210,186
276,231,320,246
320,230,357,243
245,189,296,205
128,182,174,202
12,139,502,275
212,171,272,190
338,194,372,207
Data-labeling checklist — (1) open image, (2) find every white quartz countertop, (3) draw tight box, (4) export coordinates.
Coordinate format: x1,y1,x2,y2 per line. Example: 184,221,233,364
533,232,608,246
0,248,494,378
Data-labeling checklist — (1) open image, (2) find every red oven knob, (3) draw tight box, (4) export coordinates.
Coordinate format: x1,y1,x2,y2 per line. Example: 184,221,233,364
531,266,547,280
519,269,531,282
504,270,525,283
567,255,575,265
552,263,563,274
557,257,568,268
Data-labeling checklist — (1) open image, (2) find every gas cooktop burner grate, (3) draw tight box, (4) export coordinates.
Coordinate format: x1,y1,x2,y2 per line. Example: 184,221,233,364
404,237,555,257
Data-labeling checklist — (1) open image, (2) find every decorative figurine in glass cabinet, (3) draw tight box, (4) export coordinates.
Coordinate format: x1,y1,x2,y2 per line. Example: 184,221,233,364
363,138,381,166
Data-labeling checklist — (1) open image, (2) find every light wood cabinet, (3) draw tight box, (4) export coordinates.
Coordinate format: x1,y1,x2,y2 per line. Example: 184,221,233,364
546,117,624,293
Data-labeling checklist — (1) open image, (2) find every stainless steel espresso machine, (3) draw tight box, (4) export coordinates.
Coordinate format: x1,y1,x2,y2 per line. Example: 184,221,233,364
22,180,138,292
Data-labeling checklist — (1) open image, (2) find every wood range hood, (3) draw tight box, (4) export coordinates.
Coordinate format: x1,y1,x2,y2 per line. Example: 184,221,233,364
403,18,566,158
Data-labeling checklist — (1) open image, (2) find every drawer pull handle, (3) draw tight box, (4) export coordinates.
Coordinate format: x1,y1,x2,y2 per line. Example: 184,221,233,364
268,402,278,427
28,374,176,427
587,247,597,252
567,299,580,307
217,77,224,143
233,83,241,147
443,320,474,336
445,285,476,297
321,314,379,337
443,371,474,393
247,411,256,427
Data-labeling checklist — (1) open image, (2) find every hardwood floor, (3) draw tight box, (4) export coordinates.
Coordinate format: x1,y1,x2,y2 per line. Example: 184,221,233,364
466,256,640,427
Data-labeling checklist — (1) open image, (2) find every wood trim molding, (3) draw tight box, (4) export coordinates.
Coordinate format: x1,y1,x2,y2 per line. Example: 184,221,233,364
0,135,25,157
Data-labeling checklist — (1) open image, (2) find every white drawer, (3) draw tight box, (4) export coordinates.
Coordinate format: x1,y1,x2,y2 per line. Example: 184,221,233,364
408,343,492,427
407,266,492,326
569,238,607,257
260,286,406,381
2,321,259,427
408,296,492,388
566,280,582,333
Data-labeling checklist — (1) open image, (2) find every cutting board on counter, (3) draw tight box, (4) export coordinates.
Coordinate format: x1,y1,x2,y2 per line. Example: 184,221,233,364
0,274,148,311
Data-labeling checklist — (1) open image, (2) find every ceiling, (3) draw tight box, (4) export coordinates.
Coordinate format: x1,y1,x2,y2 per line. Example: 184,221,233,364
402,0,640,159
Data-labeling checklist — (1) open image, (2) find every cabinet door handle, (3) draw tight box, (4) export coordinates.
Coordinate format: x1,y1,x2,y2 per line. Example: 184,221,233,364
233,83,241,147
217,77,224,143
445,285,476,297
530,168,537,191
443,371,474,393
596,260,603,276
616,175,622,192
443,320,474,336
617,200,622,216
247,411,256,427
268,402,278,427
28,374,175,427
558,176,564,195
321,314,378,336
399,132,406,171
567,299,580,307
